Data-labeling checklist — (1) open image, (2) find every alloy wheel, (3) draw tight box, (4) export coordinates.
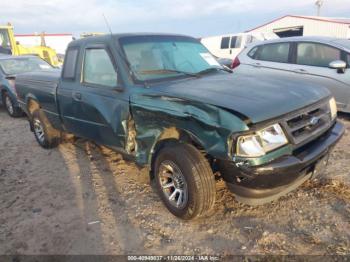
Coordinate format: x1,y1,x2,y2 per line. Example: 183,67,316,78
33,119,45,144
158,160,188,209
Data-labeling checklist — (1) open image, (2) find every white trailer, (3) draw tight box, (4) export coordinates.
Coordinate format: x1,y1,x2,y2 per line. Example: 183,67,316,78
200,32,278,60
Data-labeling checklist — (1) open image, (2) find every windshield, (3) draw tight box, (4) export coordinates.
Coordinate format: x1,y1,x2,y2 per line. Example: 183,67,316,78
0,57,53,75
119,35,222,82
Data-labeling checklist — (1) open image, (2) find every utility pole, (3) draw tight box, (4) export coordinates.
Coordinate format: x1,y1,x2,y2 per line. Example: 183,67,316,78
315,0,324,16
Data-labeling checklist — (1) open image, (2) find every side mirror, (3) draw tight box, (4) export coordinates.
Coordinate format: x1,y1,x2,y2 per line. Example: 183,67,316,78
329,60,347,73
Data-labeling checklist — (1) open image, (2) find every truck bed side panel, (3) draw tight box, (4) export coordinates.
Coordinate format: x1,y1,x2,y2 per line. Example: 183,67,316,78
15,70,62,130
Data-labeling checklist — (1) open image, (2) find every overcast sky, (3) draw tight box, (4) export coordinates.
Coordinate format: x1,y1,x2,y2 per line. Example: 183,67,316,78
1,0,350,37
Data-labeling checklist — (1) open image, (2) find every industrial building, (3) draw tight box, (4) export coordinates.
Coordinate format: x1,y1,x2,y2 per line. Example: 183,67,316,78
247,15,350,38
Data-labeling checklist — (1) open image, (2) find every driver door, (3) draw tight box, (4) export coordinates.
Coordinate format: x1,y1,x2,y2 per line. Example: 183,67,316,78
70,44,129,149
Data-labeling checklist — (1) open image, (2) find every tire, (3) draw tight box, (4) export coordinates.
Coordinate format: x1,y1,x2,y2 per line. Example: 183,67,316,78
32,109,61,149
154,143,216,220
2,92,22,117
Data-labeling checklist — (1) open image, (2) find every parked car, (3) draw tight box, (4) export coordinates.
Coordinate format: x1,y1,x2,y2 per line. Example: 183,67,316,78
200,32,278,60
15,34,344,220
0,55,56,117
237,36,350,112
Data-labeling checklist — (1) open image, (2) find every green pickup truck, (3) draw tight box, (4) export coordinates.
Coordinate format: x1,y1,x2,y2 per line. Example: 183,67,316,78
15,34,344,220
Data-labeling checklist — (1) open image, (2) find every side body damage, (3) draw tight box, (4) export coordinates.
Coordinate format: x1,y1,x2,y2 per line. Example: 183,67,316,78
129,93,249,166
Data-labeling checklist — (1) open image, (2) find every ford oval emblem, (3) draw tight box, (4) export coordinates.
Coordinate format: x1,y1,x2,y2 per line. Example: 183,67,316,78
310,116,320,126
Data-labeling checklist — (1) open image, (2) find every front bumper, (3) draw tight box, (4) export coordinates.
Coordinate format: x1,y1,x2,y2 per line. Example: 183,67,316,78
221,121,345,205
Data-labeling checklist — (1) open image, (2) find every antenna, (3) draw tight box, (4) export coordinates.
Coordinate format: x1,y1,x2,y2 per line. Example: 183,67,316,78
315,0,324,16
102,13,113,35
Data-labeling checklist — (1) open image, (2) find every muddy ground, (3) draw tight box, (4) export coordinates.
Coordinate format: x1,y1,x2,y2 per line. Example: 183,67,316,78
0,106,349,256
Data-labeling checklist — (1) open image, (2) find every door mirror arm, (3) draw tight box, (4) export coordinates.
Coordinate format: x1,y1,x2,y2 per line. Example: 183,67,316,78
337,68,346,74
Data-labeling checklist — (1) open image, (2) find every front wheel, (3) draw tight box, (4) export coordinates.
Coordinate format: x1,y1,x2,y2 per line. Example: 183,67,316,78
154,143,216,220
2,92,22,117
32,109,61,149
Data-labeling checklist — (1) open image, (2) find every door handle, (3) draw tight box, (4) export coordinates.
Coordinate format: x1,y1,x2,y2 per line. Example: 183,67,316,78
230,50,232,54
253,62,261,67
294,68,307,73
73,92,82,101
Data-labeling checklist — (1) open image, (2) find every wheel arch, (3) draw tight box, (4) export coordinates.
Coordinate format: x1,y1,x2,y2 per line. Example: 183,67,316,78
26,95,41,116
24,96,41,131
149,127,208,179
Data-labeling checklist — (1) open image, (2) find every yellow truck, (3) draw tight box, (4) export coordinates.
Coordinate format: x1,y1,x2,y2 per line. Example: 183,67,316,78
0,24,60,67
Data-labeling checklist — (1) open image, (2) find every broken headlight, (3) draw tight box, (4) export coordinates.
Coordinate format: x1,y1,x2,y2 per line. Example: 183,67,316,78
236,124,288,157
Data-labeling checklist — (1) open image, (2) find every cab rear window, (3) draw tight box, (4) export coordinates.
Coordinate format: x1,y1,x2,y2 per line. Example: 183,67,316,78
62,48,79,79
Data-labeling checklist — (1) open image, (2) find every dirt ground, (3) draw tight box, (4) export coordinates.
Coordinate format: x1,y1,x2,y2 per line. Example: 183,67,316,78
0,106,349,256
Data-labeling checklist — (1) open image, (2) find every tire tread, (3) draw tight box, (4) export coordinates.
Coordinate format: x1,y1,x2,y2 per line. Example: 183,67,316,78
32,109,61,149
155,143,216,219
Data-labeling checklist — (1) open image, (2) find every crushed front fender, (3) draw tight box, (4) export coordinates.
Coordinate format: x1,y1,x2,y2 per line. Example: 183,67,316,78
130,93,249,166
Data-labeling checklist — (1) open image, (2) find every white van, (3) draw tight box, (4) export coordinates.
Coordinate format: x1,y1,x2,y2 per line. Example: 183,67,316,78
200,32,279,60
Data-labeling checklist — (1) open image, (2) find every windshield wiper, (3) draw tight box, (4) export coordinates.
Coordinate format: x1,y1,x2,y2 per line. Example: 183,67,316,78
138,69,198,77
197,66,233,75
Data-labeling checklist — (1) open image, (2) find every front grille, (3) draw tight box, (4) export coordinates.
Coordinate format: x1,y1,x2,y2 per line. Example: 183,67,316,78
281,101,332,145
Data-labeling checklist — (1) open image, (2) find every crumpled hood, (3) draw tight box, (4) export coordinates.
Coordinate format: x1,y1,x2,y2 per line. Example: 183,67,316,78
147,68,331,124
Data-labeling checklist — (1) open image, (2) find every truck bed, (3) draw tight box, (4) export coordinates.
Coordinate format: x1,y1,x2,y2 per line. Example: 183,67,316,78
16,70,62,129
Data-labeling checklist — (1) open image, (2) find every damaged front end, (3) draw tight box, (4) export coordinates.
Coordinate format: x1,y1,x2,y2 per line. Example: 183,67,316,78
219,121,343,205
218,98,344,205
129,93,249,166
129,92,344,206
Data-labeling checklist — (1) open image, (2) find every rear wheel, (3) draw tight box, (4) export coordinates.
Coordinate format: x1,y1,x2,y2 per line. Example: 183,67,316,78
154,143,216,220
2,92,22,117
32,109,61,149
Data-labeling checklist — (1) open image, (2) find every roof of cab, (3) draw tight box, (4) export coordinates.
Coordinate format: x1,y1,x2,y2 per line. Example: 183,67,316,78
67,33,195,47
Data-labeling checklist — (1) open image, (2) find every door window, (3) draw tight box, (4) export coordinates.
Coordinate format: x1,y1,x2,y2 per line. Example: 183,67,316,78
248,47,258,58
246,35,253,44
83,48,117,87
230,36,242,48
347,53,350,67
220,37,230,49
256,43,290,63
296,43,341,67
